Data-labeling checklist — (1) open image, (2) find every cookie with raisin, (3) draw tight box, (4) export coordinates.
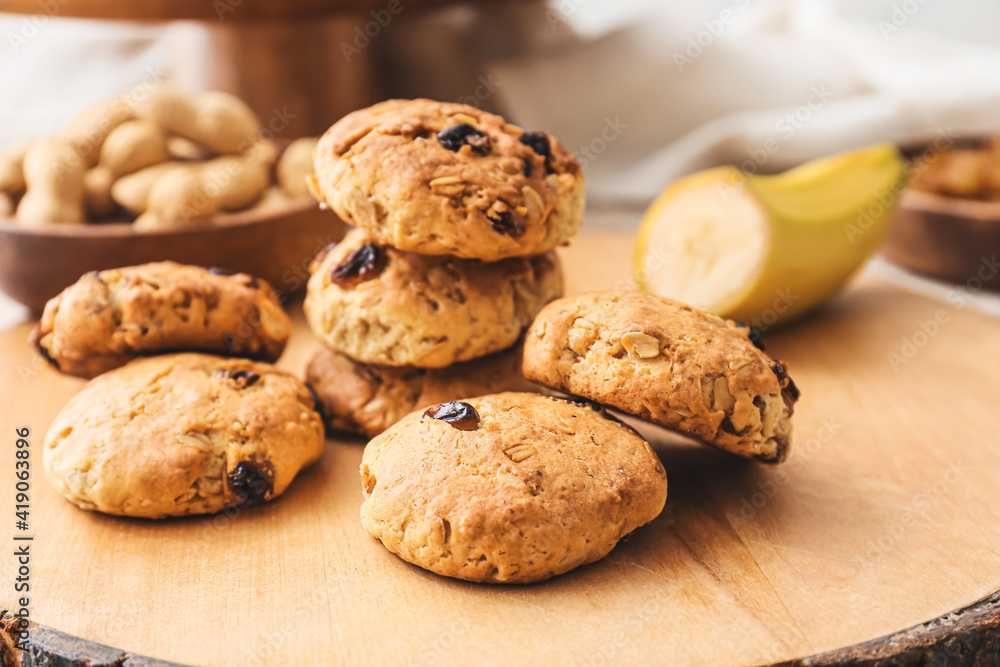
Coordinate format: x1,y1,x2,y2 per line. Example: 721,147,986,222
305,344,537,438
310,99,585,261
304,229,563,368
43,353,325,518
360,392,667,583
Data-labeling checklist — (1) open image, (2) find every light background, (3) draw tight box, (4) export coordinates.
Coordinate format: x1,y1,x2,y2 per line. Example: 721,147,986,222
1,0,1000,323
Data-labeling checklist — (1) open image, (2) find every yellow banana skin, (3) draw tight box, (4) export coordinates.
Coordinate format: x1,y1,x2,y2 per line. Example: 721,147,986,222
636,144,907,327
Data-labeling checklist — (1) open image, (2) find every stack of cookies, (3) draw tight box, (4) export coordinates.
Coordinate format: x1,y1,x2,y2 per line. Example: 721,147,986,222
30,98,801,591
356,290,799,584
31,262,325,519
302,99,585,437
305,99,800,585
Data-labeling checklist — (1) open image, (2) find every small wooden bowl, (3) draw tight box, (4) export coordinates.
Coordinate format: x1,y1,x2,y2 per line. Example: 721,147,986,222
885,189,1000,288
0,197,346,312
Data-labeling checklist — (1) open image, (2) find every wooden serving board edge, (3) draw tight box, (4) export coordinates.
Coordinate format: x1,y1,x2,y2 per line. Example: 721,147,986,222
3,592,1000,667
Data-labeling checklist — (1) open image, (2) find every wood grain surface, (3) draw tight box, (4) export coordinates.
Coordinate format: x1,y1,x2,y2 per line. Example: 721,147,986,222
2,231,1000,666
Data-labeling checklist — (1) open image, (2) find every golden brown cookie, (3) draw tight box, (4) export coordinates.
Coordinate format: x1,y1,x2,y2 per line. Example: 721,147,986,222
30,262,291,379
43,353,325,519
523,291,798,462
360,392,668,584
306,344,538,438
311,99,585,261
304,229,563,368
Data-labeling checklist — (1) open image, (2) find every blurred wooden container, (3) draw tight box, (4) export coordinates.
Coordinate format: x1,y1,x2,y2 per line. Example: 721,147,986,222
0,0,516,136
0,0,488,20
0,0,524,308
0,199,346,311
0,1,388,136
885,190,1000,289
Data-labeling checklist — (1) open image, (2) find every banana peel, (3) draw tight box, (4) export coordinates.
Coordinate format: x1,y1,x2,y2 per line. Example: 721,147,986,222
635,144,906,327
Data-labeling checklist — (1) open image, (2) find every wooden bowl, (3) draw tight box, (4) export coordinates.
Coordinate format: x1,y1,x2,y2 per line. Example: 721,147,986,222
884,189,1000,288
0,197,346,311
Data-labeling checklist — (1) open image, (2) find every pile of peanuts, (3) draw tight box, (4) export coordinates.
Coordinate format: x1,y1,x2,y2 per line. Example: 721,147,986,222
0,88,318,231
909,136,1000,201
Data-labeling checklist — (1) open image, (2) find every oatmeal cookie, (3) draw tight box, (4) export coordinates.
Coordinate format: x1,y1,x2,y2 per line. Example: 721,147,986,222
30,262,291,378
523,291,798,462
43,353,325,518
360,392,668,584
310,99,584,261
306,344,537,438
304,229,563,368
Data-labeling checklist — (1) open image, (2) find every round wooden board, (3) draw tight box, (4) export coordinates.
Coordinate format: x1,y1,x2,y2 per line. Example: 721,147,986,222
3,232,1000,666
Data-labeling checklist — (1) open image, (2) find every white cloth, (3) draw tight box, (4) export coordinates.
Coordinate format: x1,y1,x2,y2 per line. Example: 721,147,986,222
0,16,211,147
490,0,1000,205
5,0,1000,208
2,0,1000,206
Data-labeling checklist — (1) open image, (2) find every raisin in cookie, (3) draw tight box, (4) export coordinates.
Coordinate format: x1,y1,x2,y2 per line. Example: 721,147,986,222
310,99,585,261
306,344,537,438
43,353,325,519
360,392,667,584
304,229,563,368
31,262,291,379
523,291,799,463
